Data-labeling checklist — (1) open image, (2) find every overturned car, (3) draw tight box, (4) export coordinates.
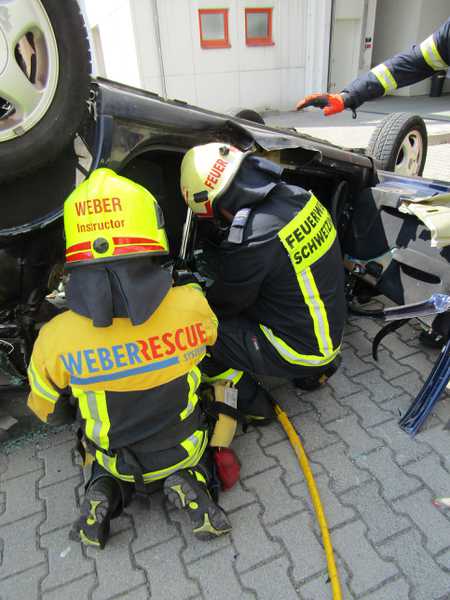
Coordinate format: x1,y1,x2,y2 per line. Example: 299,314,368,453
1,77,450,435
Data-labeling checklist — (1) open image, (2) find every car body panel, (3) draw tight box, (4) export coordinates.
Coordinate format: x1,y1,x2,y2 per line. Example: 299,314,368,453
0,78,374,238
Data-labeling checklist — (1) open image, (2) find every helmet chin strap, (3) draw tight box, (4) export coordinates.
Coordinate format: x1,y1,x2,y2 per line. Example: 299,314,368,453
214,212,232,229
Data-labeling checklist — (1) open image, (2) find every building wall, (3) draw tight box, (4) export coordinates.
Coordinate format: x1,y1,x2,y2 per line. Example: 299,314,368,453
372,0,449,96
83,0,142,88
129,0,164,95
83,0,331,113
328,0,378,93
417,0,450,95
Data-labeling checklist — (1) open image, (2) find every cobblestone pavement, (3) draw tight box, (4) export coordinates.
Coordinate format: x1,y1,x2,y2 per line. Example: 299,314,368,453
1,313,450,600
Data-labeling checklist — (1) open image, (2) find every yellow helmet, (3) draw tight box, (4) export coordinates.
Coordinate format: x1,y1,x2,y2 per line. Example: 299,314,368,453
64,168,169,265
180,143,247,218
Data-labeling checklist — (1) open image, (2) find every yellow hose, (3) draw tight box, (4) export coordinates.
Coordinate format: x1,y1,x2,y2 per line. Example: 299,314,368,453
274,403,342,600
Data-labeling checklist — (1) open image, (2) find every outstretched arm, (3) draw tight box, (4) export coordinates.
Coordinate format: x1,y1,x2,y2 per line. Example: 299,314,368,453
296,18,450,114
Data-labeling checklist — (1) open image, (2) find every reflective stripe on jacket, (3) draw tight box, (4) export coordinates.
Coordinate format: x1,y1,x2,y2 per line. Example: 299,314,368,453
343,18,450,109
206,184,346,367
27,285,217,481
262,193,342,366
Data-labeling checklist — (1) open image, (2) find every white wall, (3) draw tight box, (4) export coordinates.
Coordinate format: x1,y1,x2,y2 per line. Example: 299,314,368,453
129,0,165,96
417,0,450,95
372,0,449,96
328,0,377,92
155,0,329,112
305,0,333,95
84,0,142,88
84,0,331,113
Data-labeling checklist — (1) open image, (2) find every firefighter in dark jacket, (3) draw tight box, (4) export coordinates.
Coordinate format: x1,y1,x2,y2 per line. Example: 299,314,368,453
296,18,450,115
27,168,232,549
180,143,346,420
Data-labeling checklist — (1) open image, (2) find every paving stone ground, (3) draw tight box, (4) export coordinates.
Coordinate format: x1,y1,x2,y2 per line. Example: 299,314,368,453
1,313,450,600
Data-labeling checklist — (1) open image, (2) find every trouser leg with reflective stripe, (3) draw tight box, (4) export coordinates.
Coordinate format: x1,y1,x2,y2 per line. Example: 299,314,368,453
207,316,338,379
206,316,341,407
86,461,134,519
202,317,277,420
202,353,273,420
87,450,217,511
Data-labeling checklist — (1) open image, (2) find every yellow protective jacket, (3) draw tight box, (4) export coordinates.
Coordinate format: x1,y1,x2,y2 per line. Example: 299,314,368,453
27,285,217,483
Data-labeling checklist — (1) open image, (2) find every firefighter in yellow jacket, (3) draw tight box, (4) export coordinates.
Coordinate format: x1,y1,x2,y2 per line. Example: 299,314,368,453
27,168,231,549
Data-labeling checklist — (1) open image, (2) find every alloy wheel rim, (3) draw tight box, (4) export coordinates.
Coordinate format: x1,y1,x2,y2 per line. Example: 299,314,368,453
394,130,423,176
0,0,59,142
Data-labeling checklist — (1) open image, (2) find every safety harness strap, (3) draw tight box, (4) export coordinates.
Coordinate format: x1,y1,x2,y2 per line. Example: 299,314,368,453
75,428,150,497
202,400,246,423
76,427,88,465
116,447,148,496
228,208,252,244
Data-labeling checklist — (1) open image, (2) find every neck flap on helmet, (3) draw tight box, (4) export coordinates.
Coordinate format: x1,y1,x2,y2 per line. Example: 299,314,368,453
216,155,283,216
66,258,172,327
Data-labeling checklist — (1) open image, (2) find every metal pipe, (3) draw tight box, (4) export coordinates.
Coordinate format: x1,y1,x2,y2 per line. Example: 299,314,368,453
383,294,450,321
327,0,336,91
179,207,194,264
151,0,167,99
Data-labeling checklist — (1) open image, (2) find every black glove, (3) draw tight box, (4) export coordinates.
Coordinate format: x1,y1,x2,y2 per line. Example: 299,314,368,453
172,268,202,288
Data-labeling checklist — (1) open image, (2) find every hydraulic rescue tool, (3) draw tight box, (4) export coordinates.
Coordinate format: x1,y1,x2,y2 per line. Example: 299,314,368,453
358,293,450,436
383,294,450,435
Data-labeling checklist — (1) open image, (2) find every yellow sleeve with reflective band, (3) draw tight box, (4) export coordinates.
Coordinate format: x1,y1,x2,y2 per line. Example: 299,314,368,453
420,34,448,71
370,63,398,94
27,334,63,422
202,367,243,385
185,282,203,292
187,286,218,347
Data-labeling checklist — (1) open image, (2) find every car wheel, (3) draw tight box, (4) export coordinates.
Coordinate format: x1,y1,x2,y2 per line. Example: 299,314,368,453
0,0,91,182
366,112,427,176
234,109,265,125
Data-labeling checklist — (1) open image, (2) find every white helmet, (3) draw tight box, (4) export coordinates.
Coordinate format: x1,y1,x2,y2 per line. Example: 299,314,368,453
180,143,247,218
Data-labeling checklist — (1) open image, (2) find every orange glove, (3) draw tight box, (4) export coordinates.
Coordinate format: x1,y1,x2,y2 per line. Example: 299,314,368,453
295,93,345,116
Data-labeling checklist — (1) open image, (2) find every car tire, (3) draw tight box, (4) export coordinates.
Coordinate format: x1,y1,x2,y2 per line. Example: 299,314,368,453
366,112,428,176
234,109,265,125
0,0,91,182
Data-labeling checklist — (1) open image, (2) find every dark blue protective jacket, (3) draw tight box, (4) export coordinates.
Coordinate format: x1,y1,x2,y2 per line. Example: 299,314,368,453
343,18,450,109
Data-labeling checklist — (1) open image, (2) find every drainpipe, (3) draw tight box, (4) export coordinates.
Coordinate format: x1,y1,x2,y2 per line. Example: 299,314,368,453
151,0,167,99
359,0,369,70
326,0,336,91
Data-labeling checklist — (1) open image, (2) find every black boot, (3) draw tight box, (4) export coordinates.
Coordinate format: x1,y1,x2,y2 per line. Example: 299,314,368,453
293,359,341,391
293,373,328,391
164,466,231,541
237,375,275,425
419,329,444,349
70,476,121,549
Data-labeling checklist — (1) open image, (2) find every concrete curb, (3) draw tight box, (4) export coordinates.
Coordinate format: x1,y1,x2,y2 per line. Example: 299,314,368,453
428,132,450,145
